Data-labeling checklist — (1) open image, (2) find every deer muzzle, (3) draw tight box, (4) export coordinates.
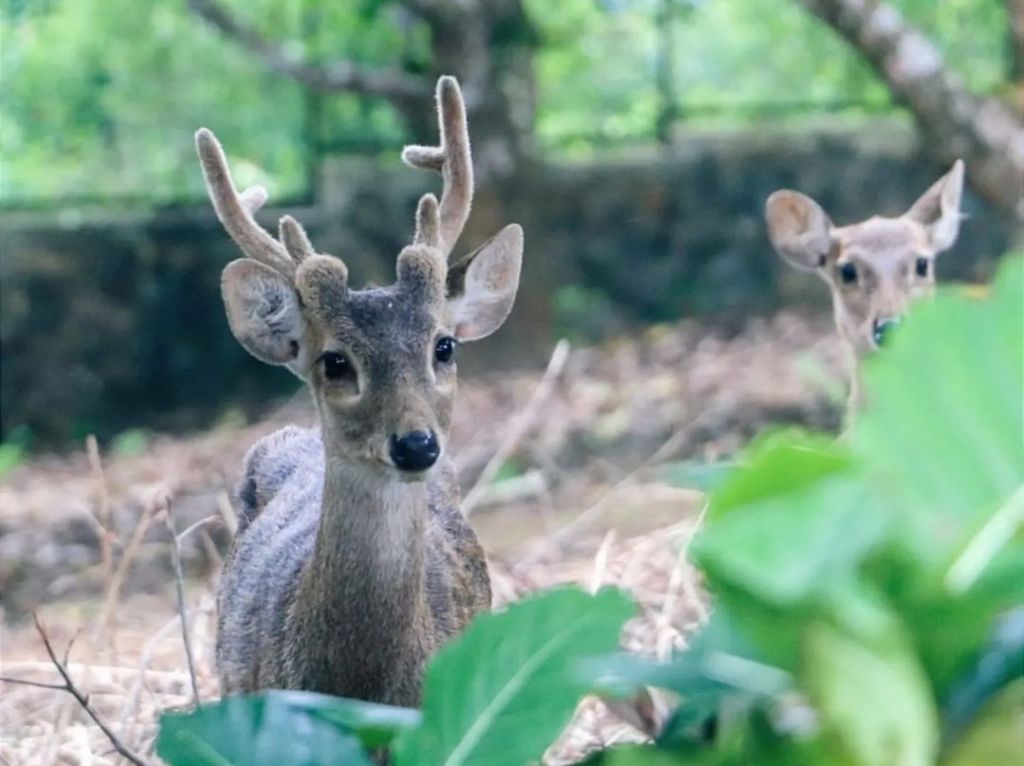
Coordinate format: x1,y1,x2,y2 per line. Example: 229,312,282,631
389,430,441,473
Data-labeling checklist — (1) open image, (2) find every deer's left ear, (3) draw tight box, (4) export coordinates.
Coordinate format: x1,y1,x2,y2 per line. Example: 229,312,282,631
446,224,523,342
903,159,964,253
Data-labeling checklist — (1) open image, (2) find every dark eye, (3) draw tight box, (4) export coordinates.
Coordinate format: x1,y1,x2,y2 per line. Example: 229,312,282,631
839,262,858,285
915,257,930,277
434,336,456,364
320,351,351,381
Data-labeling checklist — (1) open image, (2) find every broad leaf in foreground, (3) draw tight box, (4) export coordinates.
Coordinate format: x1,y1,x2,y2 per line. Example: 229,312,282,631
803,620,937,766
855,256,1024,571
391,587,634,766
157,691,380,766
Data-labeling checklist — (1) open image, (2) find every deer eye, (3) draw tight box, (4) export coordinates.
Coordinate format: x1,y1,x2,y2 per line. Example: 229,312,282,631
915,257,930,277
839,262,858,285
434,336,456,364
319,351,352,381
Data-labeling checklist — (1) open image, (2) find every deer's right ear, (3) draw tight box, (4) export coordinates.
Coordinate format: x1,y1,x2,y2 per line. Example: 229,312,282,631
903,159,964,253
446,224,523,342
765,190,834,271
222,259,308,368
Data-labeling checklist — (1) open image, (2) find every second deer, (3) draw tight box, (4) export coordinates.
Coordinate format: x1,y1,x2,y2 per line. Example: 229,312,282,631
196,77,522,705
765,161,964,410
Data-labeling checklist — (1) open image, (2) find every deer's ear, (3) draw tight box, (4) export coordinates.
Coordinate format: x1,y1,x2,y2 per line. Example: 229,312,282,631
903,159,964,253
222,259,308,369
446,224,523,342
765,190,834,271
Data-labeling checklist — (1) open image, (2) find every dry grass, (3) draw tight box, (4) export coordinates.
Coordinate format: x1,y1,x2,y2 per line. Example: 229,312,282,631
0,311,845,765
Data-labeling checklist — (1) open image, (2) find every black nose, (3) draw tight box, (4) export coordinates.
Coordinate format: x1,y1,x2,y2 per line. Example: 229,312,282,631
873,317,901,347
389,431,440,472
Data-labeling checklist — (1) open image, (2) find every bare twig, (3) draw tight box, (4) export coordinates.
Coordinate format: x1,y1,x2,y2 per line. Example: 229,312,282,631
177,514,221,543
0,676,67,692
92,498,159,644
463,340,571,515
118,611,201,734
217,490,238,538
31,613,153,766
522,410,705,563
187,0,429,99
162,502,201,708
85,435,116,596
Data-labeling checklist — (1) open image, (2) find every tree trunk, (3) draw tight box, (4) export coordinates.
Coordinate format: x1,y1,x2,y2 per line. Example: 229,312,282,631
1010,0,1024,84
799,0,1024,224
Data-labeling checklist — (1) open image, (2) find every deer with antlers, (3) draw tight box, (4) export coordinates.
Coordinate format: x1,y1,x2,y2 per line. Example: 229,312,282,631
765,160,965,411
196,77,521,705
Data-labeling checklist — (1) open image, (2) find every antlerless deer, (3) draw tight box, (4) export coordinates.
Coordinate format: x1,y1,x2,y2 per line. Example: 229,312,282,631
195,77,522,705
765,161,965,411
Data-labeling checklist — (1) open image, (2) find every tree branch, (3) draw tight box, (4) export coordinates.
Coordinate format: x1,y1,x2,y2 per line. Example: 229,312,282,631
799,0,1024,221
187,0,430,100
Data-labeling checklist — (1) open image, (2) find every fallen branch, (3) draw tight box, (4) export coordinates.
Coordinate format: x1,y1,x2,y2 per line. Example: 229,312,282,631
161,501,202,708
462,339,571,515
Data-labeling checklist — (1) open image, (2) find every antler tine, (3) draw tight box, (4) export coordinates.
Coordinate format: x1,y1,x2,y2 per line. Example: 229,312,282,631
401,76,473,258
278,215,316,264
413,193,442,250
194,128,296,278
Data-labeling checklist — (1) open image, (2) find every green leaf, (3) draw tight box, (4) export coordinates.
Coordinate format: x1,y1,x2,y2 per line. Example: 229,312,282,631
803,621,938,766
855,256,1024,572
695,475,884,608
580,744,694,765
156,691,401,766
943,678,1024,766
706,431,852,520
585,610,789,701
391,587,635,766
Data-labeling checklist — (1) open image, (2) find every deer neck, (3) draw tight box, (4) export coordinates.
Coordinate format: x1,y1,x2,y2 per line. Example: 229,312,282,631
290,452,432,697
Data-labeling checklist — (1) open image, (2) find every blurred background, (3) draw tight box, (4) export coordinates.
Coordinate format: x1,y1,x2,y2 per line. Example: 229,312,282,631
2,0,1022,454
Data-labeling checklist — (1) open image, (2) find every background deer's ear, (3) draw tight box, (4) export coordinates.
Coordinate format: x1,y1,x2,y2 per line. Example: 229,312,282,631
903,159,964,253
765,190,834,271
222,259,308,371
446,224,523,342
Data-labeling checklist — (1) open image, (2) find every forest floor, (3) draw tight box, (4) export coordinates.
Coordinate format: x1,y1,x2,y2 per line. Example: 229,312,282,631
0,310,846,765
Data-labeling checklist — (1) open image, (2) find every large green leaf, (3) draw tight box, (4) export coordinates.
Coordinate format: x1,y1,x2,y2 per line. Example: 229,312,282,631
691,429,886,619
855,256,1024,571
802,621,938,766
706,430,852,520
391,587,634,766
585,609,789,705
157,691,384,766
943,678,1024,766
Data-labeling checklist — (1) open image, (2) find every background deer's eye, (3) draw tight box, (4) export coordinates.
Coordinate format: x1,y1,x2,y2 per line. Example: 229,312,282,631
915,257,930,277
320,351,352,381
435,337,456,364
839,262,858,284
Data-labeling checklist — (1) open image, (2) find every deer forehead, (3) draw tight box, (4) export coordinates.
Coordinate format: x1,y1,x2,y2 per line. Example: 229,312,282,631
835,217,929,272
314,286,440,353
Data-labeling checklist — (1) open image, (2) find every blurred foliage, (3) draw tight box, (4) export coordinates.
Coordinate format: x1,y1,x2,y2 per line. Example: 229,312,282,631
0,0,1012,204
587,255,1024,764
